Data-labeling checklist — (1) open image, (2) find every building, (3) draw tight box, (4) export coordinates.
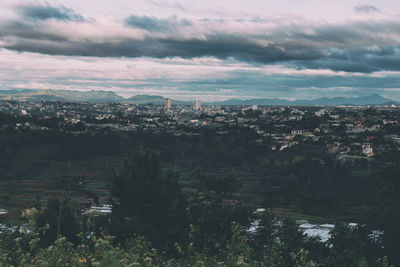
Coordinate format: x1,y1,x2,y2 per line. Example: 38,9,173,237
165,98,171,109
291,129,304,136
215,116,224,122
362,143,374,156
193,100,201,111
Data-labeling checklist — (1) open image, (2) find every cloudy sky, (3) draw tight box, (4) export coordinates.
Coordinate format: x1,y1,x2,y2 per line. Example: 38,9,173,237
1,0,400,101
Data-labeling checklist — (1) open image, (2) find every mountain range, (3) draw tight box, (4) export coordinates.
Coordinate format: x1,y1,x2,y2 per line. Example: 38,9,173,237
0,89,124,103
126,94,185,105
213,93,396,106
0,89,397,106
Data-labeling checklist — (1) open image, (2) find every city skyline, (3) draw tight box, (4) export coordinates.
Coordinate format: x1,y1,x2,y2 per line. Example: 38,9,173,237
1,1,400,101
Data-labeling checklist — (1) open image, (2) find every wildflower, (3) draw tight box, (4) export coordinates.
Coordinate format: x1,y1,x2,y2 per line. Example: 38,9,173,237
78,257,87,263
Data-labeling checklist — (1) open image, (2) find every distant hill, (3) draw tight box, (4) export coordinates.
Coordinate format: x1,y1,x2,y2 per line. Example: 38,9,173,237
0,89,36,95
0,89,125,103
0,89,189,105
127,94,187,105
127,94,165,104
215,98,292,105
0,89,397,106
295,93,394,106
210,93,397,106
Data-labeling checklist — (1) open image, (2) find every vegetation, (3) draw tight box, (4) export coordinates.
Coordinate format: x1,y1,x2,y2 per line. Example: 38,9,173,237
0,122,388,220
0,148,399,266
109,149,187,251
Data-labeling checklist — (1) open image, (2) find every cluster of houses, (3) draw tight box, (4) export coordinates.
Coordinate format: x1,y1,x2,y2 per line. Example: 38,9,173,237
1,101,400,162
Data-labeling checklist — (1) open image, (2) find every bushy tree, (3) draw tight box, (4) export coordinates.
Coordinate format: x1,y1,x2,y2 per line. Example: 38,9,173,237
187,193,250,256
249,210,277,260
326,224,378,266
110,148,187,250
35,198,80,247
375,164,400,265
278,218,307,265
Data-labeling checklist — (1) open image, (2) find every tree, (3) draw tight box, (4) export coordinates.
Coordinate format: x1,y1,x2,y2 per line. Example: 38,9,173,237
249,210,277,260
187,192,250,255
375,164,400,265
35,198,80,247
110,148,187,250
278,218,306,265
326,224,378,266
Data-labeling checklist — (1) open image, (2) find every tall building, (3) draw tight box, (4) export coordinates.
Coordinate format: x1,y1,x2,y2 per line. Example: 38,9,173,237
193,100,201,111
165,98,171,109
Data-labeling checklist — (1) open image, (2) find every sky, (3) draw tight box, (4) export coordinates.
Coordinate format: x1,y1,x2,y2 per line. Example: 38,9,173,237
1,0,400,101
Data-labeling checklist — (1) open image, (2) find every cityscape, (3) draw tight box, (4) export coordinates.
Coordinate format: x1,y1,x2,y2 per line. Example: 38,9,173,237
1,99,400,162
1,0,400,266
1,97,400,265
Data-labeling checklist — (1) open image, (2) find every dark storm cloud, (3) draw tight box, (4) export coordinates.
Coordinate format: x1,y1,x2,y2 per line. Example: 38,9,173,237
354,5,380,14
0,33,324,63
288,46,400,73
1,12,400,73
0,20,69,41
125,15,191,32
17,4,84,21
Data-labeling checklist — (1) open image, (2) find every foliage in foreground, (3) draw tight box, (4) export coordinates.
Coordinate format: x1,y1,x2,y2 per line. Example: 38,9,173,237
0,221,320,267
0,148,399,266
0,215,391,267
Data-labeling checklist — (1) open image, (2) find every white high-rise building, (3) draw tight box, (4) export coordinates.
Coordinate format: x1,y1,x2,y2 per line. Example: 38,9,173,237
193,100,201,110
165,98,171,109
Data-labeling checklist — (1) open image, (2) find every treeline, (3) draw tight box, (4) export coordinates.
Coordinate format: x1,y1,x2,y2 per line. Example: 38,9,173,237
1,149,400,266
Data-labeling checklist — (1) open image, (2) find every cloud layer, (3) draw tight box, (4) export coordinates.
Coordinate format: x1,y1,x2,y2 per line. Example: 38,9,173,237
17,4,84,21
354,5,380,14
1,3,400,73
1,0,400,100
125,15,191,32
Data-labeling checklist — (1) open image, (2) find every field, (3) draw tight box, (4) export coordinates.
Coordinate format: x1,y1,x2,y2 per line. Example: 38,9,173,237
0,144,122,223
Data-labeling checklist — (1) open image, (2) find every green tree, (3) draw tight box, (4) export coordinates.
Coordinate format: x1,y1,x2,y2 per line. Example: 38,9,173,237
35,198,80,247
278,218,306,265
249,210,277,260
187,193,250,256
110,148,187,251
375,164,400,265
326,224,376,267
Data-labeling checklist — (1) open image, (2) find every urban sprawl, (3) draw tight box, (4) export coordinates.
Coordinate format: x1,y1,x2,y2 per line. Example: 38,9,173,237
1,99,400,165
